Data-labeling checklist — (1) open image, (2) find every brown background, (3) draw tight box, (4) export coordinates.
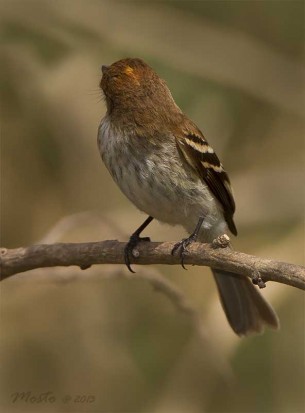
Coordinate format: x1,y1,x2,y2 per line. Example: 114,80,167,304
1,1,304,412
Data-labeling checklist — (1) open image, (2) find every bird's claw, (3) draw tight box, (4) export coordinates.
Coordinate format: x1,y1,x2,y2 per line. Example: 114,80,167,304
124,235,151,273
171,235,197,270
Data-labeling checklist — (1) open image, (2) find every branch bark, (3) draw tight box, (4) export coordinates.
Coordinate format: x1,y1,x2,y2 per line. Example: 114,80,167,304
1,241,304,289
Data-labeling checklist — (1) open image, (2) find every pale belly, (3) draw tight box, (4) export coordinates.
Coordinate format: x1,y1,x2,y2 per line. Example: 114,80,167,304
98,119,228,241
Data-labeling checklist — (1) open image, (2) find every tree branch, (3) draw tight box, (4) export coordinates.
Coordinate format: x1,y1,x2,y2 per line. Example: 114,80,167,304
1,241,304,289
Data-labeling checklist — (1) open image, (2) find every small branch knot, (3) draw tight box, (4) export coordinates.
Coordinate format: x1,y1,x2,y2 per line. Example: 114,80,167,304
80,264,91,270
212,234,230,249
131,248,140,258
252,269,266,289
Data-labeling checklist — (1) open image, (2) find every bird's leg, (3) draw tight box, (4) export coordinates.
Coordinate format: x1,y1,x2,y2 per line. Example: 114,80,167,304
124,216,154,273
171,216,205,270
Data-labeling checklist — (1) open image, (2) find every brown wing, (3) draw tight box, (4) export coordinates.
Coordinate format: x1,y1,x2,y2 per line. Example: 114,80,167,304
176,130,237,236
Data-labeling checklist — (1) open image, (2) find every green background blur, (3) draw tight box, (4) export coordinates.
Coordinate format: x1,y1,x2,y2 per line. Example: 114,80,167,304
1,1,304,412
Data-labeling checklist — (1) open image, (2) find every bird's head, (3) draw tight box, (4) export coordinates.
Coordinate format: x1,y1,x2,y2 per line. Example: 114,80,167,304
100,58,179,120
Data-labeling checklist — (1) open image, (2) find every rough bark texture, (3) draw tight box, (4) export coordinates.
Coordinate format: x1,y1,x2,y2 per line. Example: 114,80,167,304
1,241,304,290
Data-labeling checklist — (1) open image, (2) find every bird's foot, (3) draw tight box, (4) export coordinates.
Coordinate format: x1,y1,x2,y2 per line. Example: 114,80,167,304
124,234,151,273
171,234,198,270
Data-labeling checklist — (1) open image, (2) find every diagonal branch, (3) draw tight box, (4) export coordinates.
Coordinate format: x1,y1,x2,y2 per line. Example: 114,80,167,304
1,241,304,289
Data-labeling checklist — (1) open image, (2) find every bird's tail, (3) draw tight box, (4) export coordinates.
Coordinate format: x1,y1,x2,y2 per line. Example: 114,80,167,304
212,269,279,335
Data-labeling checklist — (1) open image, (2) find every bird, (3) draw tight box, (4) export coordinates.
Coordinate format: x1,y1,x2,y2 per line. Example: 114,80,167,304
97,57,279,336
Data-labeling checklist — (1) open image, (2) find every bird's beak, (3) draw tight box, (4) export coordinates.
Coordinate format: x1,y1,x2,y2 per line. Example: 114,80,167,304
101,65,110,74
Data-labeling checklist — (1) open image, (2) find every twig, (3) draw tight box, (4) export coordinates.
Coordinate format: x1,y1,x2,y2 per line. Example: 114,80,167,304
1,241,304,290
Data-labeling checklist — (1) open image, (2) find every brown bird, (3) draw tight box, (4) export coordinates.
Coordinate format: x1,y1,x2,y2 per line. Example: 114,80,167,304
98,57,279,336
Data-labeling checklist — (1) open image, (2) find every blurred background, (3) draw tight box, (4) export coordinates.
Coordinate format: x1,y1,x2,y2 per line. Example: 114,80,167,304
1,1,304,412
